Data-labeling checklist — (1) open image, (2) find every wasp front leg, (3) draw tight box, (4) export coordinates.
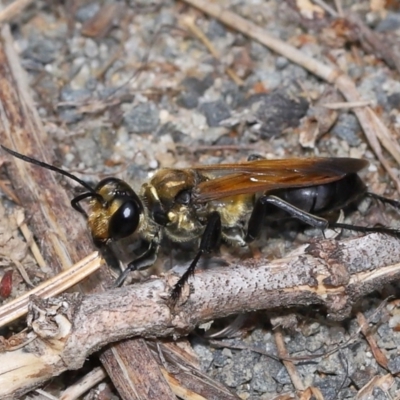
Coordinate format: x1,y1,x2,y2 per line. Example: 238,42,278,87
171,211,222,301
115,240,160,287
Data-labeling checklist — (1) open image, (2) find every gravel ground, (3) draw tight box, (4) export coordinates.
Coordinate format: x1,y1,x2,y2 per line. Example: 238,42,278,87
2,0,400,399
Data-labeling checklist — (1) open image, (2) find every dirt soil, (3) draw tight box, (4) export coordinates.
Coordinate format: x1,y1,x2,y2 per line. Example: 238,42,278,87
1,0,400,399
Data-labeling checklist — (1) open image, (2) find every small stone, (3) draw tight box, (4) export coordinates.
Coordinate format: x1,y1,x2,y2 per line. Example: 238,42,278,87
221,81,244,108
199,100,231,127
317,353,345,375
70,63,92,89
207,20,227,38
191,338,214,371
313,375,350,400
123,102,160,134
213,349,231,367
388,93,400,110
58,108,83,124
372,387,389,400
74,136,100,168
274,366,291,385
241,91,309,138
331,113,362,147
75,2,101,22
388,354,400,374
301,322,320,337
154,10,176,28
22,38,58,65
389,314,400,329
252,69,282,91
84,38,99,58
60,87,92,103
375,12,400,32
275,56,289,69
85,78,98,91
176,76,213,109
177,91,199,109
215,350,257,387
377,317,400,350
282,64,308,83
251,361,278,393
350,367,378,389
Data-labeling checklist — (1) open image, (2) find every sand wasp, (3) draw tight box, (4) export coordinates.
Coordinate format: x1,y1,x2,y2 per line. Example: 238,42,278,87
3,146,400,300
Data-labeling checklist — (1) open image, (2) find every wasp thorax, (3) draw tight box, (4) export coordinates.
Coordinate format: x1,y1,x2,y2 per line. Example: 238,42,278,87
88,178,143,242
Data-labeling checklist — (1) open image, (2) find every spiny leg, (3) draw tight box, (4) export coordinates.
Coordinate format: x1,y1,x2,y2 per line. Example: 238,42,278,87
171,211,222,301
245,195,329,242
366,192,400,209
329,222,400,237
245,194,400,243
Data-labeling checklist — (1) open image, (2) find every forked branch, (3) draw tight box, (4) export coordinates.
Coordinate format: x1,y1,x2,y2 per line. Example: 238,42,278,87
1,233,400,399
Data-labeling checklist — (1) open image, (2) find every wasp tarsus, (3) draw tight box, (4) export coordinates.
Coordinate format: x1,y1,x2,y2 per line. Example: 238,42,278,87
3,145,400,302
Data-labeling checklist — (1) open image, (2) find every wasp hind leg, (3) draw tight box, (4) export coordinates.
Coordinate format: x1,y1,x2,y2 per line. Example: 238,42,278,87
245,195,330,242
366,192,400,210
245,194,400,243
171,211,222,302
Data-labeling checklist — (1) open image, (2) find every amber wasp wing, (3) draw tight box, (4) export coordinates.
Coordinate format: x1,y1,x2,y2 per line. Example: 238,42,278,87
192,157,369,202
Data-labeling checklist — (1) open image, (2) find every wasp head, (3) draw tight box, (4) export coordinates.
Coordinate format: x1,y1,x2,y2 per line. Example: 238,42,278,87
87,178,143,245
1,146,144,247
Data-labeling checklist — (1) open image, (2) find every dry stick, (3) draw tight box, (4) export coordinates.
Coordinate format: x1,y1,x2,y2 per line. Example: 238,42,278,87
160,370,208,400
0,252,102,328
151,341,240,400
0,0,34,24
313,0,338,16
274,327,305,392
356,311,389,370
59,367,107,400
334,0,344,16
2,233,400,398
34,389,58,400
0,24,175,400
15,209,52,274
180,15,244,86
181,0,400,191
322,100,373,109
346,13,400,74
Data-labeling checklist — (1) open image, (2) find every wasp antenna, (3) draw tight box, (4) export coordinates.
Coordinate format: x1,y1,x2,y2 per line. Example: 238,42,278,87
1,145,95,193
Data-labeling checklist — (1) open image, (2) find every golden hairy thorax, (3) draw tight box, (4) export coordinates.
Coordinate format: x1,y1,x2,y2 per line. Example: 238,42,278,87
140,168,254,243
141,169,204,242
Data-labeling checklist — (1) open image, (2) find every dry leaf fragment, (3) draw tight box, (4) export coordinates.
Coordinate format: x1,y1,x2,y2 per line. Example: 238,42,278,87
299,386,324,400
296,0,325,19
81,3,123,38
299,88,341,148
0,270,12,299
231,46,253,79
356,374,394,399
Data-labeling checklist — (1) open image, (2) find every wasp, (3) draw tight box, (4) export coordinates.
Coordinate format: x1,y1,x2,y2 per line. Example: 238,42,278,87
2,145,400,301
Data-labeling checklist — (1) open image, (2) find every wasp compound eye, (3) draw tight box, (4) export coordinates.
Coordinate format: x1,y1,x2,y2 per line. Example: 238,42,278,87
108,199,141,239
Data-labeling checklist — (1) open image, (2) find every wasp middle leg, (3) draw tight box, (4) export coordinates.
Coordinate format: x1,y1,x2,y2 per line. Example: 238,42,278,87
171,211,222,301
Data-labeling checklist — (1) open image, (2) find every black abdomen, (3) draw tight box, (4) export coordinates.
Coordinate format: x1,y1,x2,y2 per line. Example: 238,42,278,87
268,173,367,216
